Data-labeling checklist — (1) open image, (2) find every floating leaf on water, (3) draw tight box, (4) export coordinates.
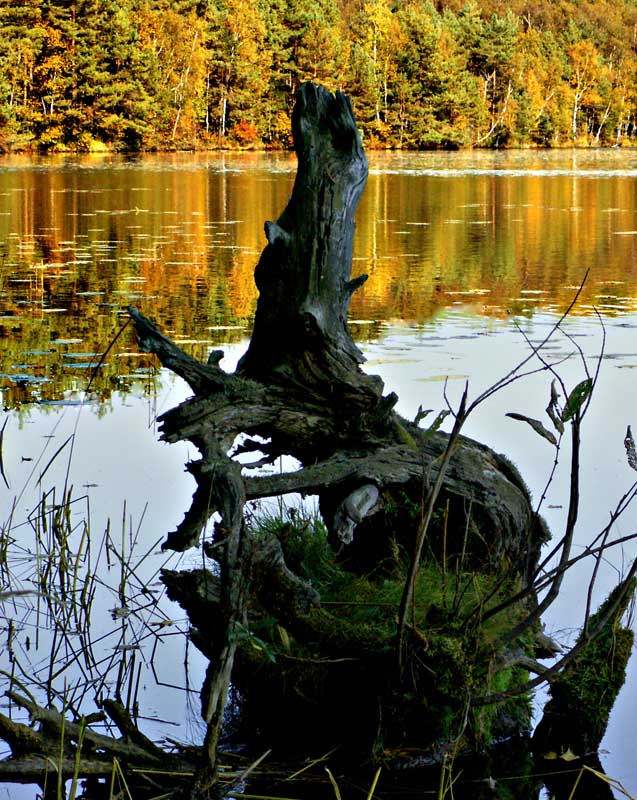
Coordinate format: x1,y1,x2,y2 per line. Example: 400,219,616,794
51,339,84,345
414,374,469,382
62,362,108,369
39,399,86,406
561,378,593,421
624,426,637,472
506,412,558,445
0,373,50,383
447,289,491,296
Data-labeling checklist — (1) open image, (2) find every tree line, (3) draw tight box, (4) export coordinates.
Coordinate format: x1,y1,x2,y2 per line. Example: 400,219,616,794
1,0,636,152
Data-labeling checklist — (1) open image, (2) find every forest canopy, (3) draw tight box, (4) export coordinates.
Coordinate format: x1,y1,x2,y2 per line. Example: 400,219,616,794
0,0,636,152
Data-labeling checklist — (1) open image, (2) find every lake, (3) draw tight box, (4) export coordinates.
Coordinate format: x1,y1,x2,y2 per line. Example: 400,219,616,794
0,149,637,799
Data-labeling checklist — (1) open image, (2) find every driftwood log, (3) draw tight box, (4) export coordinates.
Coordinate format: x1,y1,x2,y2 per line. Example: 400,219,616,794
0,693,196,798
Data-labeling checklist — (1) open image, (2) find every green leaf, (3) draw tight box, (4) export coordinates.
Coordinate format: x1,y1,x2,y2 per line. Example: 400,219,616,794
422,409,451,440
506,412,558,445
625,426,637,472
414,405,433,426
561,378,593,422
546,379,564,434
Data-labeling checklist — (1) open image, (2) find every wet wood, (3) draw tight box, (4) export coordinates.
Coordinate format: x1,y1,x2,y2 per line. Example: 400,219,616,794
0,692,193,787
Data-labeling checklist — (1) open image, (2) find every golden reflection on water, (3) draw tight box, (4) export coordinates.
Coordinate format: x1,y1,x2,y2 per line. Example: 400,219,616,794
1,150,636,406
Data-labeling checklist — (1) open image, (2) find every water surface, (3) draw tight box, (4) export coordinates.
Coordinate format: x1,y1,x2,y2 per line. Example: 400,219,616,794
0,150,636,798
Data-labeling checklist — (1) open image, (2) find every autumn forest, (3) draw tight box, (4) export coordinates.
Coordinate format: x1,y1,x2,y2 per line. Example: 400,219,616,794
1,0,637,151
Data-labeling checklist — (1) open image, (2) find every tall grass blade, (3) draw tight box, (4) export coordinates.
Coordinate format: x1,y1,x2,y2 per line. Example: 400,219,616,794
284,748,338,781
68,717,87,800
325,768,343,800
567,765,636,800
366,767,381,799
0,417,10,489
38,434,73,486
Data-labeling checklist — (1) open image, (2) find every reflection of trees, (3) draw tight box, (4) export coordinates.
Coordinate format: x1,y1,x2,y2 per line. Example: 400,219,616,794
2,154,637,405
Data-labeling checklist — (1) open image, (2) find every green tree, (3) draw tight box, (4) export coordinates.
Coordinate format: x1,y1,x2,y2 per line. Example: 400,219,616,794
393,0,479,148
27,1,77,149
511,28,567,145
0,0,45,147
261,0,341,142
69,0,154,149
566,39,602,141
136,0,209,146
342,0,403,143
202,0,271,142
450,3,520,145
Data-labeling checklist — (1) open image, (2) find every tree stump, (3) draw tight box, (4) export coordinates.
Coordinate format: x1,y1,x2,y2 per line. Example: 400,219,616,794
126,83,553,784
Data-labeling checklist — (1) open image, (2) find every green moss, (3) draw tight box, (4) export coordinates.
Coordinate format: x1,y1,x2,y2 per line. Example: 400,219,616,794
246,509,534,752
545,579,635,748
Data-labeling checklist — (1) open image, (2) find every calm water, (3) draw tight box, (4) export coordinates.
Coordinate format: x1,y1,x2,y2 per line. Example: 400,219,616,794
0,150,637,798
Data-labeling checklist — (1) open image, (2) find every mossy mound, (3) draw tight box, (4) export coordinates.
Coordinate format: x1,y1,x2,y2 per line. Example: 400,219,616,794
232,509,534,759
533,578,636,759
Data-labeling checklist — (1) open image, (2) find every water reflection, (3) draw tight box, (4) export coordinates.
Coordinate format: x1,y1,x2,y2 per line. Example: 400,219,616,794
1,152,637,797
1,150,637,406
235,745,617,799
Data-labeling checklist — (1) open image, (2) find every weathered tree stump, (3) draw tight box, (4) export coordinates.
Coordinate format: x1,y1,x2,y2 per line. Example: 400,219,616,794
238,84,380,403
126,83,549,781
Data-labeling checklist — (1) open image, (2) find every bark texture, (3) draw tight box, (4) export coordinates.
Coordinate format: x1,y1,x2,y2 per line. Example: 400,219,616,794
123,84,544,774
237,84,381,404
